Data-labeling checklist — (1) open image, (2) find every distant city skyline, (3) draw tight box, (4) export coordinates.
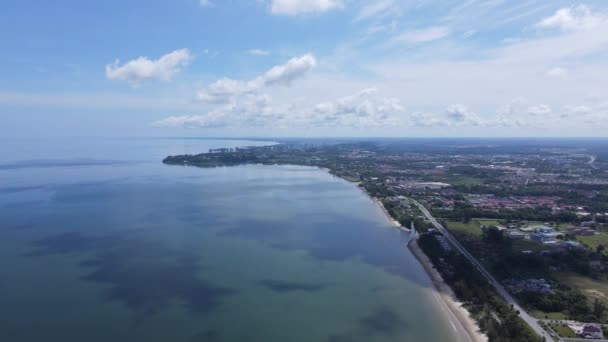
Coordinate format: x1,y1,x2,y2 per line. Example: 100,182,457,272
1,0,607,137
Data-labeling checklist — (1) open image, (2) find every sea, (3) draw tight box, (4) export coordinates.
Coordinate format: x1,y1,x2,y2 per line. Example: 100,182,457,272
0,137,461,342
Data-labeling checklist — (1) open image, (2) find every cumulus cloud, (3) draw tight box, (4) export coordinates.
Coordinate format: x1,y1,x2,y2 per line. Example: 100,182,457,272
153,93,280,128
247,49,270,56
105,49,192,86
536,5,608,31
407,112,447,127
154,88,403,129
445,104,482,126
527,104,552,116
269,0,343,16
393,26,450,44
196,54,316,103
309,88,404,127
261,54,317,86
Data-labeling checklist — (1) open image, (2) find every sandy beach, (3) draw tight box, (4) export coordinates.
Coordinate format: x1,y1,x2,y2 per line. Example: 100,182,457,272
409,239,488,342
373,198,411,233
373,197,487,342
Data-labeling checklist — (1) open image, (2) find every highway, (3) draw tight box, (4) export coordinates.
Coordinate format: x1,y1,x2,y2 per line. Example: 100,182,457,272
411,199,555,342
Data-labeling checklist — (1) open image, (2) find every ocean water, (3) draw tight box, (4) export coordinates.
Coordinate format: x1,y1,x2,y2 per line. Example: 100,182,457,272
0,137,459,342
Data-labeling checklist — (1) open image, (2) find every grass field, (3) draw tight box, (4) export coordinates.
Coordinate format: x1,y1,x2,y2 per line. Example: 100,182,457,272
531,310,568,320
548,323,577,338
577,232,608,252
449,176,483,186
554,272,608,303
477,219,502,228
446,221,483,237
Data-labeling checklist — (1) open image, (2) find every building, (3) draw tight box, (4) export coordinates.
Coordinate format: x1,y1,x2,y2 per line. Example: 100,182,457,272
538,226,556,234
564,240,583,249
530,233,558,245
434,234,452,252
567,226,596,236
580,324,604,339
506,230,526,240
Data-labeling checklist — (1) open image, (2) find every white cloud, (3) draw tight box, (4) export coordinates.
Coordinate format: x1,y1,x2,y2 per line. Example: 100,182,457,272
200,0,212,7
355,0,395,22
527,104,552,116
309,88,404,127
105,49,192,86
269,0,343,16
407,112,447,127
247,49,270,56
536,5,607,31
260,54,317,86
154,88,403,129
197,54,316,103
392,26,450,44
546,67,567,78
445,104,482,126
562,105,591,118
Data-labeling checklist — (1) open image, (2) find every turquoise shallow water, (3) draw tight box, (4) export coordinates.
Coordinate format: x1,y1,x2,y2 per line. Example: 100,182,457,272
0,138,458,341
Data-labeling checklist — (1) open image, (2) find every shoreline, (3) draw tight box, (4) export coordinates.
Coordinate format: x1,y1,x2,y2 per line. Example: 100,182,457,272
170,159,487,341
370,194,487,342
409,239,488,342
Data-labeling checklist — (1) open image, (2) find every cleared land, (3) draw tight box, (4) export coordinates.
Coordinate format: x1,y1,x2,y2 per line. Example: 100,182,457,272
554,272,608,303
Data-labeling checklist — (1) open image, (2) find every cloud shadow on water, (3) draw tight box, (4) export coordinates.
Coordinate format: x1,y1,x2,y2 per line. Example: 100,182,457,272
259,279,326,293
26,231,234,317
358,306,404,336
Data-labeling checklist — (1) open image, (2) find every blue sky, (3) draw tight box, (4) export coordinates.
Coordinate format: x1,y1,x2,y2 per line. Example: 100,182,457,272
1,0,607,137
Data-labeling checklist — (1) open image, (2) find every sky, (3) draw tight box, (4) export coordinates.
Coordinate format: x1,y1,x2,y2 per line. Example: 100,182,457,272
1,0,607,138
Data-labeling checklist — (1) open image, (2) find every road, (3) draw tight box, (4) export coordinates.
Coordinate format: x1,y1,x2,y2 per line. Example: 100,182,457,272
411,199,555,342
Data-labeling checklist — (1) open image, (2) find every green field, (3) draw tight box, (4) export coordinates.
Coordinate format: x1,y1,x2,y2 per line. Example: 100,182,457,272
554,272,608,303
446,221,483,237
531,310,568,320
547,323,577,338
577,232,608,252
476,219,502,228
448,176,483,186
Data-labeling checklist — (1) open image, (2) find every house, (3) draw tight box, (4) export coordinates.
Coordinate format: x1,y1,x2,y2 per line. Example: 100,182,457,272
494,225,508,232
434,235,452,252
506,230,526,240
565,240,583,249
531,233,558,245
580,324,604,339
538,226,556,234
567,226,596,236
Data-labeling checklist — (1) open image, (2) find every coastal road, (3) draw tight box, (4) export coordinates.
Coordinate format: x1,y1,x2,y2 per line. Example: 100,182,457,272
411,199,555,342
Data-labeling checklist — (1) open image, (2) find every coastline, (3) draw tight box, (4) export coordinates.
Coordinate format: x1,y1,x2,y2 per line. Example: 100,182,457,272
169,158,488,341
409,239,488,342
371,194,487,342
373,198,411,233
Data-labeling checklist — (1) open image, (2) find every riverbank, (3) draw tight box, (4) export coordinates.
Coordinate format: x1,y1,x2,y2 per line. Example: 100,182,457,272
409,238,488,342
